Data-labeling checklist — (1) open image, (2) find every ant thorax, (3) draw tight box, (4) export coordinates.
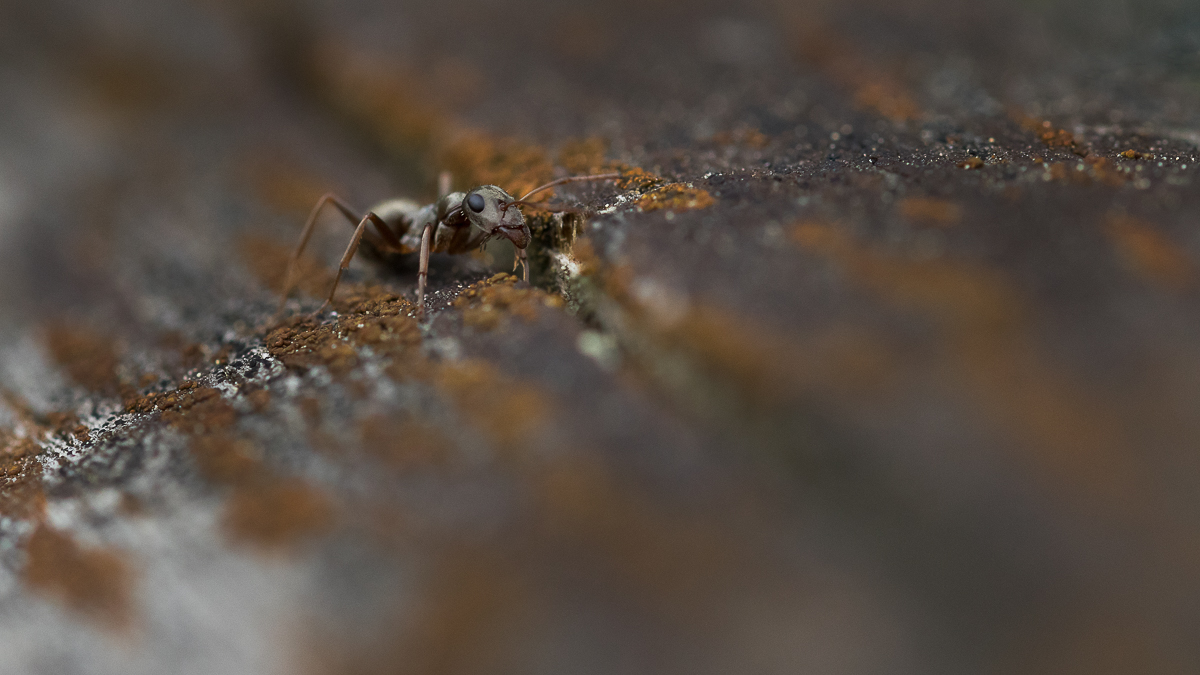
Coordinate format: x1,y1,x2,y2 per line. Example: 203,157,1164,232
370,196,479,255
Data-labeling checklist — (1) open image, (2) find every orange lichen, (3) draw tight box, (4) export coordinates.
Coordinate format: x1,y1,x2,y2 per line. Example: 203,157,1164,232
567,238,603,277
119,493,145,517
790,220,1140,505
557,137,612,174
0,394,48,520
1041,127,1080,149
590,159,696,210
70,41,183,114
1031,156,1127,187
175,339,208,372
304,42,612,207
159,387,239,434
307,43,452,158
359,414,455,471
115,340,342,555
340,296,422,342
265,295,421,375
306,40,632,220
305,455,778,675
241,155,335,216
221,478,335,552
615,166,666,192
435,360,551,455
404,551,532,675
0,435,45,520
452,273,565,331
711,127,770,149
1119,149,1149,160
69,179,124,276
213,345,234,367
1013,114,1088,155
124,389,166,414
1082,156,1127,187
552,9,614,62
267,320,359,374
44,323,121,395
791,220,1024,336
301,36,640,222
852,79,921,121
45,411,90,442
1008,605,1187,675
603,265,896,406
125,380,263,489
308,548,532,675
1105,214,1194,290
246,388,272,412
23,525,134,631
536,459,740,608
241,235,336,299
190,434,264,485
305,447,776,674
636,183,715,212
790,23,921,121
898,197,963,226
440,134,556,200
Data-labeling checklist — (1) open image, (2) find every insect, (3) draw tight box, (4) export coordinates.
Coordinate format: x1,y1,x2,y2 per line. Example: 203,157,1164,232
277,171,619,318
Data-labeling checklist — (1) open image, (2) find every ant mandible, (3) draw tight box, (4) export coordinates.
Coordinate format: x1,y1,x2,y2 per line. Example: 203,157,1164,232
277,171,618,318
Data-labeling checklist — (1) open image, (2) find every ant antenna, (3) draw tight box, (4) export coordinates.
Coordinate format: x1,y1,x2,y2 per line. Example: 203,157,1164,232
508,200,585,214
518,173,620,202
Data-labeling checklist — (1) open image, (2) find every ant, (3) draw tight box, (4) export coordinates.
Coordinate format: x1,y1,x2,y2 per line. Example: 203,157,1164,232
277,171,619,318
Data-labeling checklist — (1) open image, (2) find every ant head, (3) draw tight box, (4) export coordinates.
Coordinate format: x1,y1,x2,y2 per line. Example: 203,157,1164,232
462,185,530,249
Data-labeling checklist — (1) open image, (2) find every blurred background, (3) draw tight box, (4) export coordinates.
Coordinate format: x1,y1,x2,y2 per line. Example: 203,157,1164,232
0,0,1199,673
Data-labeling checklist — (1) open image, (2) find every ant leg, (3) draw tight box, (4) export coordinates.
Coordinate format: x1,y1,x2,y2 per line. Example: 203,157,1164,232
279,193,397,309
516,247,529,283
363,212,405,252
311,213,373,316
279,194,409,317
417,221,434,319
438,171,452,198
280,193,356,313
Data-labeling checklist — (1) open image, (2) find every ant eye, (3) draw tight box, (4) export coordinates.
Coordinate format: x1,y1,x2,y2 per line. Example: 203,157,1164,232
466,193,486,213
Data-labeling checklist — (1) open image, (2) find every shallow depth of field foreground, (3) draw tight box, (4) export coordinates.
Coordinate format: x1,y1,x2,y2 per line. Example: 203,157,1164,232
0,1,1197,673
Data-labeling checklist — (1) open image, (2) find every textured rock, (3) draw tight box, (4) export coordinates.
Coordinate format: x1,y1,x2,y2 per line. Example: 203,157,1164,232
1,0,1198,673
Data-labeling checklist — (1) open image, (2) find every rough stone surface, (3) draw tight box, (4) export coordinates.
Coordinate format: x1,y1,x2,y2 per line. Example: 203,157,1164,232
1,0,1199,673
